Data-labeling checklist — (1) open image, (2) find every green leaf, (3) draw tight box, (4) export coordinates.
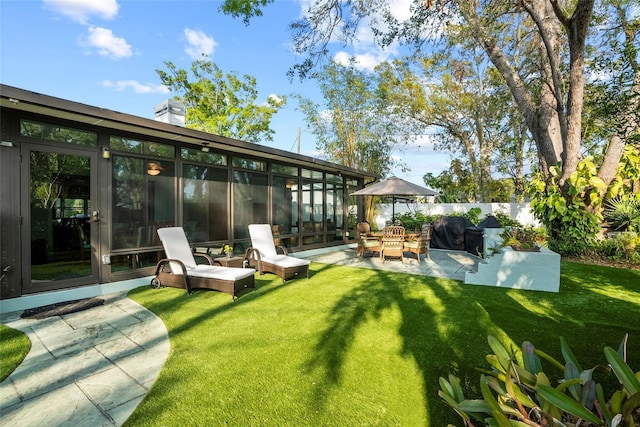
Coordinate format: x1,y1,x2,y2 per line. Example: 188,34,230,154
458,399,491,414
522,341,542,374
488,335,512,371
610,390,626,414
535,383,603,425
439,376,456,400
617,333,628,361
595,384,613,426
560,336,582,372
564,361,581,400
621,392,640,421
604,346,640,395
534,348,564,370
480,375,512,427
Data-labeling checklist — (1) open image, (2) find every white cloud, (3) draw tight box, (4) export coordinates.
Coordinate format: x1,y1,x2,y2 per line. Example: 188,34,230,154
184,28,217,59
43,0,119,24
102,80,170,94
80,26,132,59
333,45,398,72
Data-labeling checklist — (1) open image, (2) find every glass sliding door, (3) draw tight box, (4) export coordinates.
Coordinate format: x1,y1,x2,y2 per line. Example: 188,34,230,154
27,149,97,291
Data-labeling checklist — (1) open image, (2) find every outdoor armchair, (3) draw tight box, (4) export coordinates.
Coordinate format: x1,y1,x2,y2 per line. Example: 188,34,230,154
247,224,310,281
381,225,405,263
355,221,381,258
153,227,256,299
404,223,432,263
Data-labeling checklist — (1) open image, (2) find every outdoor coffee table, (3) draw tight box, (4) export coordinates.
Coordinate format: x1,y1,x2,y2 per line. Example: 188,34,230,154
213,256,245,268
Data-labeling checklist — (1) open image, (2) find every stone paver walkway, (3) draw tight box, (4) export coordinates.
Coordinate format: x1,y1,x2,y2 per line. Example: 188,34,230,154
0,291,169,426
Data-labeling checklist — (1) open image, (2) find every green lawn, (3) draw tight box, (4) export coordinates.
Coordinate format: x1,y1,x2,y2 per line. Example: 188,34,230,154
122,261,640,426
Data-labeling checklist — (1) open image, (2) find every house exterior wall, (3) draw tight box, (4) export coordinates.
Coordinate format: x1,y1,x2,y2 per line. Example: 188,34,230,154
0,85,375,300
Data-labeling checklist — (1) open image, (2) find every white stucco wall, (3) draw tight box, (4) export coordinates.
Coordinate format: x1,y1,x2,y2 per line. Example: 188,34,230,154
373,202,540,229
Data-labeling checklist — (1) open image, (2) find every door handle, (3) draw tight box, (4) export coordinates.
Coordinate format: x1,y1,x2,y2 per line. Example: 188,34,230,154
1,265,13,281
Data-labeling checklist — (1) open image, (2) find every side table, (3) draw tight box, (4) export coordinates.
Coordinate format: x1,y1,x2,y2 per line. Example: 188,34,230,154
213,256,245,268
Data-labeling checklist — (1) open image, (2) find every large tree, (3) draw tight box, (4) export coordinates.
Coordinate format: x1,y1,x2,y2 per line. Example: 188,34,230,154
298,60,410,177
156,59,286,143
222,0,639,249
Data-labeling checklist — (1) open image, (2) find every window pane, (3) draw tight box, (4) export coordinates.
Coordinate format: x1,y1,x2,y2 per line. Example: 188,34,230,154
232,157,266,171
110,137,175,158
301,169,323,180
181,147,227,165
21,120,97,147
112,155,175,249
183,164,228,242
233,171,267,239
272,176,297,249
327,182,344,241
271,163,297,176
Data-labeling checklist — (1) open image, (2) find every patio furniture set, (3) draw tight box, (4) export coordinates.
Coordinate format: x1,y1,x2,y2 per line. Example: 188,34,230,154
152,225,311,299
355,222,432,264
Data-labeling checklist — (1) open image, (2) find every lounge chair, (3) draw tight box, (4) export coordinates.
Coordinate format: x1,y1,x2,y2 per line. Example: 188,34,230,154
247,224,311,281
153,227,256,299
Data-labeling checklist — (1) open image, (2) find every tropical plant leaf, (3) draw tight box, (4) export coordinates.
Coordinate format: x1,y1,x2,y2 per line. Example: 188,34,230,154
560,336,582,372
605,346,640,395
535,383,603,425
488,336,512,372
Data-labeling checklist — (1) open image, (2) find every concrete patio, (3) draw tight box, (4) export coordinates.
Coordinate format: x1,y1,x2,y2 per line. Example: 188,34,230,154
305,247,480,281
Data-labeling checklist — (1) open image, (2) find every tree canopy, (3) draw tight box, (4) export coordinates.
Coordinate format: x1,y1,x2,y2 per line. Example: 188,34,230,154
156,59,286,143
221,0,639,253
297,60,410,177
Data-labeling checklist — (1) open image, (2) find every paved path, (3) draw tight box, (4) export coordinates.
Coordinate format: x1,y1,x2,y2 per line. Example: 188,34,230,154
0,291,169,426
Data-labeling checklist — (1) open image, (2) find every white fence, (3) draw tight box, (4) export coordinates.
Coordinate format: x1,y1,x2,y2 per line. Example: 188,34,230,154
373,202,540,229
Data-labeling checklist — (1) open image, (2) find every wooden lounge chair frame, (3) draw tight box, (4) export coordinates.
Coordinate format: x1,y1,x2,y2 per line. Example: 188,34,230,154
152,227,255,299
246,224,311,282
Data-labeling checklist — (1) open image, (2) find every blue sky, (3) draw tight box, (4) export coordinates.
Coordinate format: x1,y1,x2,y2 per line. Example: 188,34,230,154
0,0,449,184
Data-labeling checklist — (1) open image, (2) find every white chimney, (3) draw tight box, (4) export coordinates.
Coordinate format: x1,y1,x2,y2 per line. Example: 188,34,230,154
154,99,186,127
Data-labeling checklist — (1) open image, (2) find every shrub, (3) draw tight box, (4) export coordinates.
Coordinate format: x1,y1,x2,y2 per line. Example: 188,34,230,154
596,232,640,264
489,212,521,228
395,212,440,231
439,335,640,427
604,195,640,232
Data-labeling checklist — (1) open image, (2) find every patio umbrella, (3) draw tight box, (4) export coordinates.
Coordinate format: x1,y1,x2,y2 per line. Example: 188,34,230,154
350,176,439,220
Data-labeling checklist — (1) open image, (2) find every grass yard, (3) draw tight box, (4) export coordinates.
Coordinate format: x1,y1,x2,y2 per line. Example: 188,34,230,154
123,261,640,426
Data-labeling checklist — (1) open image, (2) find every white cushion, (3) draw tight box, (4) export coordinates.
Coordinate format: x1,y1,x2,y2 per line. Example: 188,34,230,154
262,254,310,268
248,224,279,258
189,265,255,281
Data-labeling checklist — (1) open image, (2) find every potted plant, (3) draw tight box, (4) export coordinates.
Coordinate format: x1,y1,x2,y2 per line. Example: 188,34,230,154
223,244,233,258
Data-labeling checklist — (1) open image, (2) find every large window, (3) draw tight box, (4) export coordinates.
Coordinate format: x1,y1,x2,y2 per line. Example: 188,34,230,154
326,174,345,241
21,120,97,147
233,170,267,239
183,164,228,242
272,175,299,248
301,172,325,245
111,155,175,250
